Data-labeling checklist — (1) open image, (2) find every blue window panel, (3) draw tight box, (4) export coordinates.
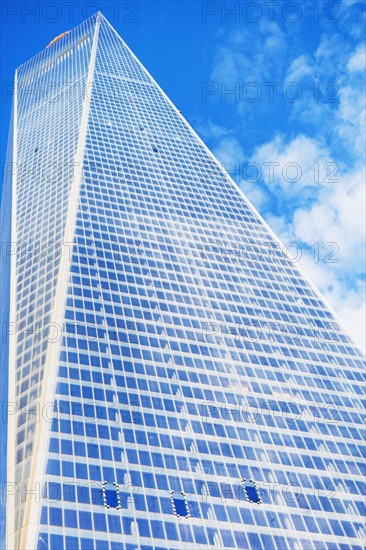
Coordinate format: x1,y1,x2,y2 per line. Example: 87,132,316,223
171,491,189,517
173,498,187,517
91,487,104,506
247,532,261,547
178,523,194,543
234,530,249,549
43,482,61,501
64,509,78,528
242,479,261,504
50,535,64,548
137,518,151,537
77,485,91,504
207,527,217,545
227,506,241,523
146,495,160,513
253,509,267,526
65,537,79,549
261,534,275,548
75,462,88,479
274,537,288,549
61,439,73,455
46,459,60,475
49,507,62,526
85,423,97,437
122,517,132,535
104,489,119,508
130,470,143,487
95,540,109,550
93,513,107,532
40,508,47,525
304,515,319,533
49,438,59,453
133,494,146,511
165,522,179,541
108,515,122,534
79,511,93,531
221,530,235,547
74,441,86,457
142,472,155,488
89,464,102,480
341,521,356,538
150,520,165,539
103,482,120,509
87,443,99,458
63,483,76,502
195,526,209,544
37,534,48,550
62,460,74,477
156,474,168,490
101,448,113,461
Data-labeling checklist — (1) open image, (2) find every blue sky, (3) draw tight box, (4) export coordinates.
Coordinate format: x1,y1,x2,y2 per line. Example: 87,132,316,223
1,0,365,349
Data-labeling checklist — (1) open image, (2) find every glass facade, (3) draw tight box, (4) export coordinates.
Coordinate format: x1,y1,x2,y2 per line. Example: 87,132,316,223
3,12,365,550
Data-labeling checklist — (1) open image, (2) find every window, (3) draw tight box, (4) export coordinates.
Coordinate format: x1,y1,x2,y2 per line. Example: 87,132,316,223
103,482,121,509
241,479,261,504
170,491,190,517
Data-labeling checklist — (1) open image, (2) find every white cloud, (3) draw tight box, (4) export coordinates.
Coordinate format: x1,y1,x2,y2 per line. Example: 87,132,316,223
251,134,333,195
251,129,365,349
210,21,287,89
336,83,366,159
239,179,269,212
212,135,245,166
347,43,366,72
337,295,366,352
250,42,365,349
297,256,366,352
211,135,270,210
292,165,365,271
205,21,365,350
285,55,314,84
339,1,366,40
196,119,233,141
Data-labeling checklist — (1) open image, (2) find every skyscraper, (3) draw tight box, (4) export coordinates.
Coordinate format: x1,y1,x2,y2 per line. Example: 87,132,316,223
2,11,365,550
